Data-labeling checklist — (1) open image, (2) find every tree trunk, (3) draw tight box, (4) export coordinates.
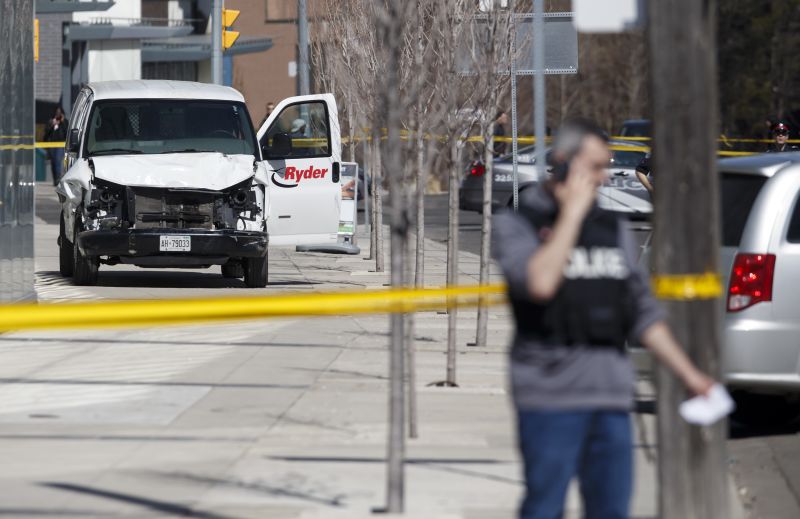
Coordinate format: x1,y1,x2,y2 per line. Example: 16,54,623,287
381,0,406,511
367,136,376,260
475,118,495,348
347,97,356,162
372,134,384,272
446,137,460,386
413,1,426,290
414,129,426,288
649,1,729,518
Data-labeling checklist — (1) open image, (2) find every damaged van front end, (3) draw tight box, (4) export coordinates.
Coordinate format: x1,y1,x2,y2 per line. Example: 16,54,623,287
58,153,269,286
57,87,270,287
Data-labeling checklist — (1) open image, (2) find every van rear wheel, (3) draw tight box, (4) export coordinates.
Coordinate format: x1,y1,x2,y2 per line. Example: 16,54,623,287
243,255,267,288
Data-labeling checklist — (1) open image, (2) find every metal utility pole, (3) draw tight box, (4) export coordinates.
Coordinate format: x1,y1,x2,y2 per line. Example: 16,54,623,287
211,0,222,85
298,0,310,95
649,1,728,518
532,0,546,181
511,20,519,211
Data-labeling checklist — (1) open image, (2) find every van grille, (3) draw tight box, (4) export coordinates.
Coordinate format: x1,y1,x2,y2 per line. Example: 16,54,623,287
133,189,215,230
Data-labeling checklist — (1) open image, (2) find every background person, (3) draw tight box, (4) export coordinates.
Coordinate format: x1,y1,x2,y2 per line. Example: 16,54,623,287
43,106,68,186
290,118,306,138
493,110,509,157
634,155,653,196
259,101,275,127
766,121,799,152
492,118,715,519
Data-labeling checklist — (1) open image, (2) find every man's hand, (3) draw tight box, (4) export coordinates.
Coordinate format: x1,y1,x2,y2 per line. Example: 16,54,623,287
682,369,715,397
552,159,598,221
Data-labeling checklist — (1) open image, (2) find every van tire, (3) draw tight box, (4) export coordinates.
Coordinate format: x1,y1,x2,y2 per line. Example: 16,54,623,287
59,213,74,277
244,255,267,288
73,213,99,286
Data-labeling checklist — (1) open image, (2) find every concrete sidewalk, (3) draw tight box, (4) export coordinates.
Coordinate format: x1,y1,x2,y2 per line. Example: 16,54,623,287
0,206,746,518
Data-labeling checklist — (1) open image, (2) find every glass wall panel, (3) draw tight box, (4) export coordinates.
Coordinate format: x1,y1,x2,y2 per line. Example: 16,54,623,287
0,0,35,302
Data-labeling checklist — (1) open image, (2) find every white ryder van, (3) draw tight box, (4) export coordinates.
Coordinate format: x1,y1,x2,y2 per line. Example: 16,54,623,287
57,80,341,287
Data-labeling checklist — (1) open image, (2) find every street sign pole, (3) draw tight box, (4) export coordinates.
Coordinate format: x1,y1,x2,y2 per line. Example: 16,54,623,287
211,0,222,85
533,0,546,181
298,0,310,95
511,19,519,211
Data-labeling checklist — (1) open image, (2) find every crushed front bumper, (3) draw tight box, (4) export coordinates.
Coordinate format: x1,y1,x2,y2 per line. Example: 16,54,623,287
76,228,268,259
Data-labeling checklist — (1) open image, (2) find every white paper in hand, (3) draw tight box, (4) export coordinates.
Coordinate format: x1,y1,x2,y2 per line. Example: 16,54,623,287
679,384,735,426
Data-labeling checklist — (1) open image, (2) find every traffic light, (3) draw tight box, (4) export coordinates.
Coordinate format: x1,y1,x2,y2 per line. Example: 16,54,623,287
222,7,240,50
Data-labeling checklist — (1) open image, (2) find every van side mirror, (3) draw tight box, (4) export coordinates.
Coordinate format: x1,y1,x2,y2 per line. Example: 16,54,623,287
263,133,292,158
67,129,81,154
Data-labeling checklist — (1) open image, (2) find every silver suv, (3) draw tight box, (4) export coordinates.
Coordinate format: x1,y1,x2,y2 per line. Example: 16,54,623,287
637,152,800,421
719,153,800,414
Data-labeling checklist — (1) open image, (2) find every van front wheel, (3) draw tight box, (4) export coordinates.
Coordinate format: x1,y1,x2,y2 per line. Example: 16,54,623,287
59,212,74,277
72,213,99,286
243,255,267,288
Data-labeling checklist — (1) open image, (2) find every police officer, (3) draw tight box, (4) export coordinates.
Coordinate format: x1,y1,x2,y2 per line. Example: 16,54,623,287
766,121,799,153
634,155,653,197
493,118,715,519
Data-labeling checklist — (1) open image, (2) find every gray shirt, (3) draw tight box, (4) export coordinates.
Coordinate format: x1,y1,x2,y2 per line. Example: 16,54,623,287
492,186,664,411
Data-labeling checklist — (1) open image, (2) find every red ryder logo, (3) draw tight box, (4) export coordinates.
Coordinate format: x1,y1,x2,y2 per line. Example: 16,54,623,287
271,165,329,188
285,166,328,182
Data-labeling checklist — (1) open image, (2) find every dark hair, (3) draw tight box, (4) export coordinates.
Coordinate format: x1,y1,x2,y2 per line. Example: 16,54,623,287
551,117,609,182
495,110,507,121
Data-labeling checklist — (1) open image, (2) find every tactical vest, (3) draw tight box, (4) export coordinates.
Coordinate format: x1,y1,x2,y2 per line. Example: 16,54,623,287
511,203,635,351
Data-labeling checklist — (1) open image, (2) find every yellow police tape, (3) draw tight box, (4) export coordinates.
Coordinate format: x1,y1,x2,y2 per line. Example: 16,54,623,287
0,284,508,333
7,139,766,156
651,272,723,300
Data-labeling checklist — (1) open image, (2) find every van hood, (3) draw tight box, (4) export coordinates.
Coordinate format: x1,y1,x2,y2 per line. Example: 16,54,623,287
91,153,256,190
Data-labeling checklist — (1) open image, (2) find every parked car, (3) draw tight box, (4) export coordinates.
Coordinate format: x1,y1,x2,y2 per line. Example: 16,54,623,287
636,152,800,422
618,119,651,138
459,140,652,219
57,80,342,287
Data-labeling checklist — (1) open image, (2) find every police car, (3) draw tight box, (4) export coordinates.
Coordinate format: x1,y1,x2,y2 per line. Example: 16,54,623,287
57,80,341,287
459,140,652,219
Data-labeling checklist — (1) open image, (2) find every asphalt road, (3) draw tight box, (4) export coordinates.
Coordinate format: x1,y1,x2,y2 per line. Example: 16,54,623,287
407,193,652,257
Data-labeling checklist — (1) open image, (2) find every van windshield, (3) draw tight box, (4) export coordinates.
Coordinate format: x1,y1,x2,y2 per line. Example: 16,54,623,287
84,99,257,157
721,173,767,246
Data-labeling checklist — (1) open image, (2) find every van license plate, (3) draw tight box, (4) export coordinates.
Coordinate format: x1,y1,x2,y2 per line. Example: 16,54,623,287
159,235,191,252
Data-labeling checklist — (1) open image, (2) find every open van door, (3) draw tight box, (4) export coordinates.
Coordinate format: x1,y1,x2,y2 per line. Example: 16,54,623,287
257,94,341,246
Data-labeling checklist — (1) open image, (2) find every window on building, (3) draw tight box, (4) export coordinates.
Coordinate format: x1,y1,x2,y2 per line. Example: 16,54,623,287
142,62,198,82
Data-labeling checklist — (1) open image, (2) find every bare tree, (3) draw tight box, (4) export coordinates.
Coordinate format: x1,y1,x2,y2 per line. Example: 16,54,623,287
374,0,417,510
313,0,386,270
471,2,514,348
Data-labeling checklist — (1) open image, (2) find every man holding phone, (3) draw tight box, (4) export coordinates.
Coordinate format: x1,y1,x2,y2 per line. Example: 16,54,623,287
492,118,715,519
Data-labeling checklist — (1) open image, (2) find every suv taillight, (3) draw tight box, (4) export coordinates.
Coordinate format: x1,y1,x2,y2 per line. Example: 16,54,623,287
470,162,485,176
727,253,776,312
